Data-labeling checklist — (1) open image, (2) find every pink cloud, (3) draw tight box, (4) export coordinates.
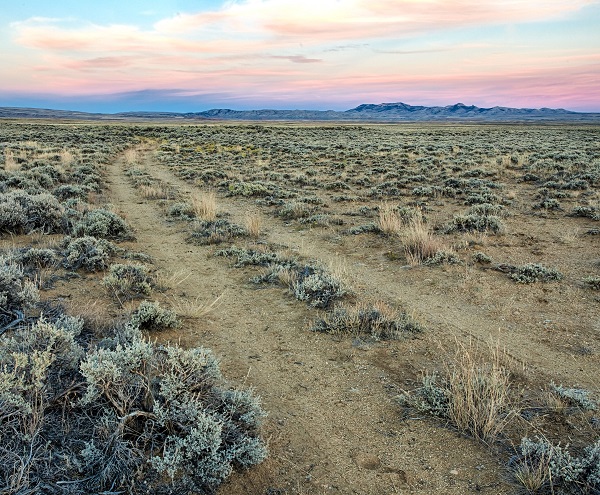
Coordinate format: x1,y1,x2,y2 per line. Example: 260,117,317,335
3,1,599,111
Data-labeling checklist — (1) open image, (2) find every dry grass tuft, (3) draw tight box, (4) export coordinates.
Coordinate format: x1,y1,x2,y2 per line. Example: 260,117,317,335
170,292,225,319
512,446,552,493
245,214,262,237
192,191,218,221
403,341,513,443
64,298,113,332
378,202,403,235
139,184,173,200
4,149,20,172
446,342,513,442
124,148,139,165
60,148,75,168
402,213,444,264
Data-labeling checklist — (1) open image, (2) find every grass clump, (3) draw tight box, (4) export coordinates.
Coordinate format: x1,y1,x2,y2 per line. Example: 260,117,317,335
402,214,448,265
378,202,404,235
72,208,132,240
103,263,153,302
510,263,563,284
129,300,180,331
311,301,422,339
400,344,512,443
191,191,217,221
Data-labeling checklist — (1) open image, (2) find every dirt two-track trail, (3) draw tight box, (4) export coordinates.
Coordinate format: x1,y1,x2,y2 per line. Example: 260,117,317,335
103,143,545,495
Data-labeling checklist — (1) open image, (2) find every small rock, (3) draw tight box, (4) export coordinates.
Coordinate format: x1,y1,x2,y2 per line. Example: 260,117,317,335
354,453,381,470
449,469,459,476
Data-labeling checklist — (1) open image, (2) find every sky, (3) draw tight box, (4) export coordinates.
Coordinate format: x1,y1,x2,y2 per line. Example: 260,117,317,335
1,0,599,112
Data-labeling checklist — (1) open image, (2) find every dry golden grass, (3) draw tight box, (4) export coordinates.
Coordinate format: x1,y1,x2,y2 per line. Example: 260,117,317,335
192,191,217,221
512,446,552,493
64,298,113,331
446,342,513,443
139,184,172,200
4,149,20,172
402,213,444,265
60,148,75,168
170,292,225,319
377,202,403,236
245,214,262,237
124,148,139,165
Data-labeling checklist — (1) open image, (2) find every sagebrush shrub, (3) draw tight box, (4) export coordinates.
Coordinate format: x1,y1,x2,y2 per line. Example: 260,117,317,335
551,383,597,411
311,302,422,339
512,437,600,494
72,208,132,240
0,317,267,494
130,300,180,331
510,263,563,284
189,219,247,245
0,256,39,328
103,263,153,301
444,213,504,234
62,236,116,271
0,190,65,234
79,333,267,493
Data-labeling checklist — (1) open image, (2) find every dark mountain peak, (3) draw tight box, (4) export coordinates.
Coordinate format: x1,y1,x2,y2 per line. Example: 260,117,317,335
350,102,420,112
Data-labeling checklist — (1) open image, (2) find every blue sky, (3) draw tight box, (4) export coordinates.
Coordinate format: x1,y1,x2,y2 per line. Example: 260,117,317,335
1,0,599,112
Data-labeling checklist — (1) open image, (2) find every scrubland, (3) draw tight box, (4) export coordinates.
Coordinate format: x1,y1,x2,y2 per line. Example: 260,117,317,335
0,121,599,494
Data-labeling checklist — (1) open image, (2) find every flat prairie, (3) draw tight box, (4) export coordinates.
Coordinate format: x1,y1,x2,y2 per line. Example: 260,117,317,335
1,121,599,494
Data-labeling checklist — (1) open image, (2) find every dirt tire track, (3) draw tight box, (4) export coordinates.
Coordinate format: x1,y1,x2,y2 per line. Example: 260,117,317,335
140,144,598,391
102,148,506,495
104,145,511,494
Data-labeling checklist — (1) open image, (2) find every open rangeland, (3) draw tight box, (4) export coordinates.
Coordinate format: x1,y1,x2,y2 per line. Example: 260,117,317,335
1,121,599,494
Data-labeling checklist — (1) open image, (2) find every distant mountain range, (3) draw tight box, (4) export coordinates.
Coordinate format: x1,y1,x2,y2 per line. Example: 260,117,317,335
1,102,599,122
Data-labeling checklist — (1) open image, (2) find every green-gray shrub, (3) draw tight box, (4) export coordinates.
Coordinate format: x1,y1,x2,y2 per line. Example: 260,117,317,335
189,219,247,245
215,246,288,268
0,256,39,327
513,437,600,494
130,300,180,331
311,303,422,339
103,263,153,301
444,213,504,234
72,208,132,240
510,263,563,284
79,336,267,493
571,205,600,221
62,236,116,271
0,190,65,234
551,383,597,411
582,276,600,290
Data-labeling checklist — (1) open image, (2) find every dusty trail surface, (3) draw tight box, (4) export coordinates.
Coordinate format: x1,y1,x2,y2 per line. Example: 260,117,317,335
105,144,513,494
